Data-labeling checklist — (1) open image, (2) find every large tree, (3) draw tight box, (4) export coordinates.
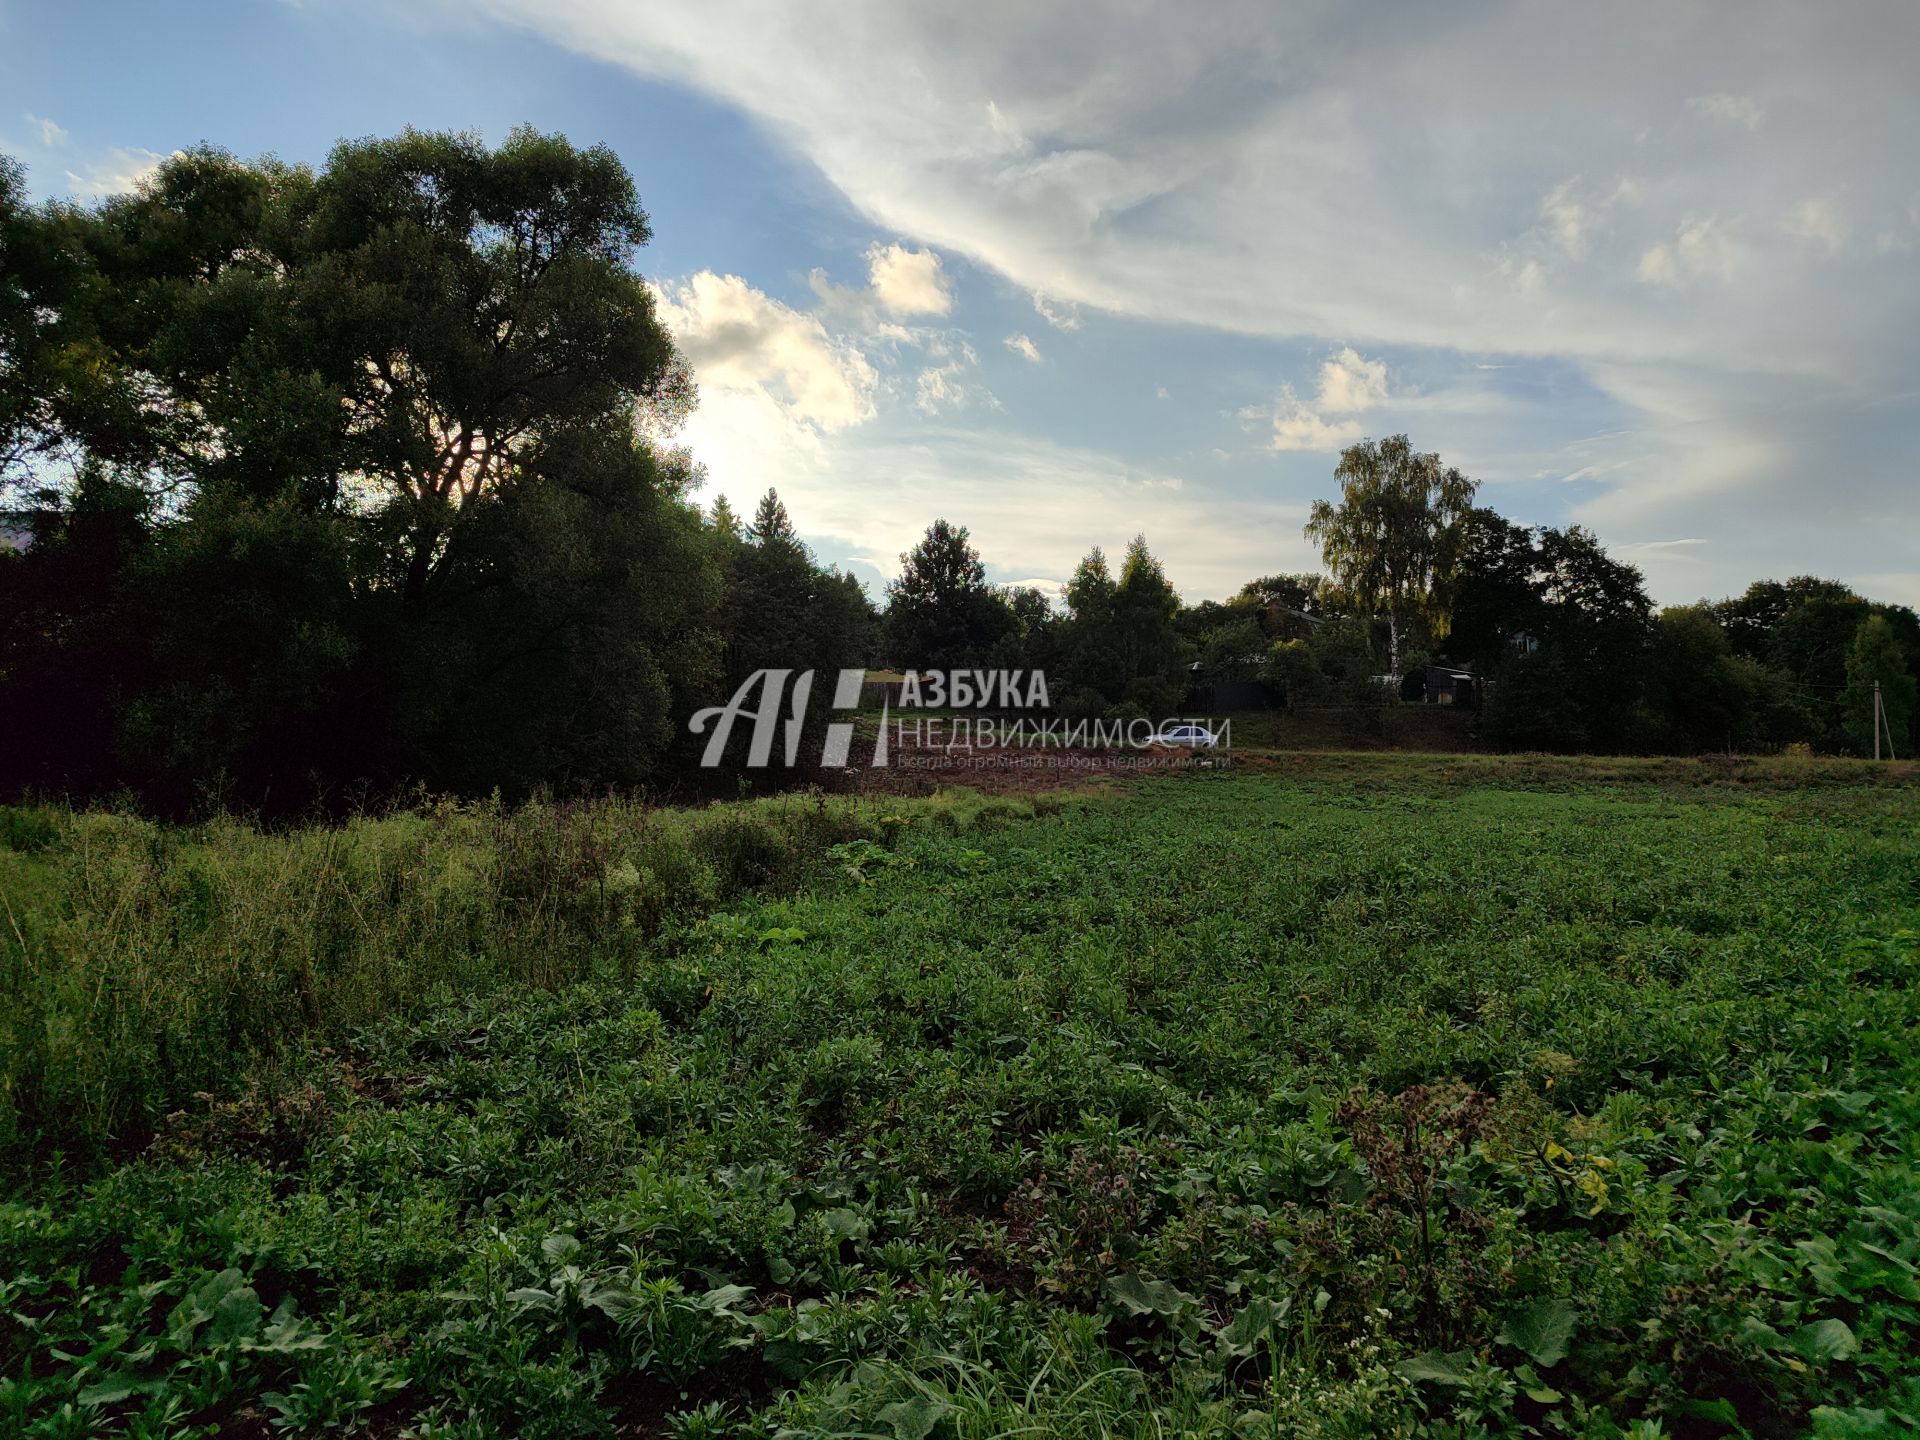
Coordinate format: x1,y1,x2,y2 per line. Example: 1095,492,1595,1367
1305,435,1478,676
727,487,875,693
883,518,1014,672
1111,534,1186,711
1483,525,1654,753
1442,507,1541,674
1644,605,1765,753
1057,536,1186,712
0,129,718,807
0,154,50,486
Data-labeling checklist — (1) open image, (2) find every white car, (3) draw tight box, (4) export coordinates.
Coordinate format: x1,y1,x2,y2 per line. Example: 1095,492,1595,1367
1150,722,1220,748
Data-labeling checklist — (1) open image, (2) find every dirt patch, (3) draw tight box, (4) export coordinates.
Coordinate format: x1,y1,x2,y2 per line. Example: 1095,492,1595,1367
603,1354,783,1436
847,740,1236,796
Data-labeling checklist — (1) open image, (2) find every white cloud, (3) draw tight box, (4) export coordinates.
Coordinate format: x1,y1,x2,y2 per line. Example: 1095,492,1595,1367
1687,92,1763,130
1617,537,1710,557
1003,332,1042,363
474,3,1911,373
1031,291,1082,331
867,242,953,317
1247,346,1388,452
910,339,990,415
468,0,1920,602
1000,575,1070,600
1315,347,1388,413
681,415,1309,599
653,270,877,432
1637,217,1741,287
1540,180,1589,258
1533,174,1638,261
24,113,67,148
1783,197,1848,253
62,146,168,198
1264,394,1364,453
914,364,967,414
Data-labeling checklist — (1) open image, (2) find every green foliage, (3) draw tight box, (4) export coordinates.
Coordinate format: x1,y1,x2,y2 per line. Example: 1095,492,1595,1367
1843,614,1916,756
1643,605,1765,752
0,787,1035,1151
718,488,877,748
1305,435,1478,674
0,130,874,811
882,518,1015,673
4,759,1919,1435
1056,535,1189,713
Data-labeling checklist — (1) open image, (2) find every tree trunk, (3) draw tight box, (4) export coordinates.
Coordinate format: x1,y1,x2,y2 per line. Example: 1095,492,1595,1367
1387,613,1401,678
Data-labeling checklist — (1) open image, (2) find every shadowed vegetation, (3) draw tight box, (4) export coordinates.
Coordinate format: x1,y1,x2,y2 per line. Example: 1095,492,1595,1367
3,756,1916,1435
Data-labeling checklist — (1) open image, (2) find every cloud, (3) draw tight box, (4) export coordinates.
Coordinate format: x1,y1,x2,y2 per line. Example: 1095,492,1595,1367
867,242,953,316
474,3,1915,373
1247,346,1388,452
1617,537,1710,558
1687,92,1763,130
1539,180,1590,258
468,0,1920,602
653,270,877,432
1031,292,1082,331
1637,217,1741,287
999,576,1070,600
1003,332,1042,363
914,340,991,415
1783,197,1848,254
677,411,1311,599
62,146,168,197
1263,396,1364,453
1532,175,1638,261
914,365,967,414
24,113,67,148
1315,347,1388,413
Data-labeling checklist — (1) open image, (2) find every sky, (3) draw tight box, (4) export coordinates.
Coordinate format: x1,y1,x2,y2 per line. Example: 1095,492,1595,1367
3,0,1916,607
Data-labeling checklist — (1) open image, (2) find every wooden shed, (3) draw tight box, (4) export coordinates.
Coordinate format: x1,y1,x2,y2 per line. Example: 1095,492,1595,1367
1422,665,1481,708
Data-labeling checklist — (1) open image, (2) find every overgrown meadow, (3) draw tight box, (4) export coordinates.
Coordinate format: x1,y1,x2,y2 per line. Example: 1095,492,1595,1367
2,758,1917,1438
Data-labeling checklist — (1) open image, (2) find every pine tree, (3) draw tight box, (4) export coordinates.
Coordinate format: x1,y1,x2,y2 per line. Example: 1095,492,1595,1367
749,489,801,551
708,494,744,543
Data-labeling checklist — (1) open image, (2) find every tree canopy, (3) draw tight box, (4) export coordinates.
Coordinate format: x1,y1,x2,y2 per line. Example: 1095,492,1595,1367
883,518,1015,673
3,137,1917,808
1305,435,1478,675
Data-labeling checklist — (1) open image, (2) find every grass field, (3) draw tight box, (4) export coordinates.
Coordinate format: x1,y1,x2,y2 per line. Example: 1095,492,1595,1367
3,757,1918,1438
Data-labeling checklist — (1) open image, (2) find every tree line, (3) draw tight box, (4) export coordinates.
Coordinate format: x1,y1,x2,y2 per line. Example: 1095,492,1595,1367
2,130,1913,814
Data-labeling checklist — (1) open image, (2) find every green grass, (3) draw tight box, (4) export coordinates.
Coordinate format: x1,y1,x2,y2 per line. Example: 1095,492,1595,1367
0,787,1057,1153
2,758,1917,1437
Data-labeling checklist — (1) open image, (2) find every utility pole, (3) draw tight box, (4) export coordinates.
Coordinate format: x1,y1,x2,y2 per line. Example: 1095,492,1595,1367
1873,679,1899,761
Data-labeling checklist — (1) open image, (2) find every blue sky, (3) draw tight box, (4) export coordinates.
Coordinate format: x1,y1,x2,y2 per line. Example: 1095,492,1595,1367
4,0,1915,606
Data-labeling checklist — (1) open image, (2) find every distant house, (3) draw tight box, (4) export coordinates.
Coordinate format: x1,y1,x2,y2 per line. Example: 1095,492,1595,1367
1422,665,1481,707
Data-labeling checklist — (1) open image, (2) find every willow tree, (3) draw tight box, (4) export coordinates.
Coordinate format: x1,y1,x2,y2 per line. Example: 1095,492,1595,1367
1304,435,1478,677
